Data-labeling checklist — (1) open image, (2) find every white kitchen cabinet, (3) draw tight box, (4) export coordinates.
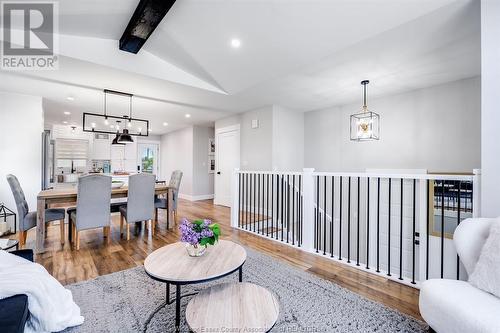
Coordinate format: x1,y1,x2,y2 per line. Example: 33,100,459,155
111,145,125,160
92,138,111,160
124,141,137,159
124,159,137,172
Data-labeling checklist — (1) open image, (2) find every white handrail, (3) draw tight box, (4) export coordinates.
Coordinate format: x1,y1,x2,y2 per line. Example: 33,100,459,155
237,170,474,181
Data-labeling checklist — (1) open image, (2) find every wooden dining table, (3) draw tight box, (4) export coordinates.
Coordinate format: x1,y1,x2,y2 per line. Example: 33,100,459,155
36,184,173,253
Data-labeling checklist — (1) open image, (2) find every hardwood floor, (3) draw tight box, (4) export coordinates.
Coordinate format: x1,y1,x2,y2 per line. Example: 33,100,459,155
16,199,421,320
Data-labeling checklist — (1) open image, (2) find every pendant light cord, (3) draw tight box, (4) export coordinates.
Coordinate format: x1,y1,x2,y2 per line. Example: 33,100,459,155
363,84,367,108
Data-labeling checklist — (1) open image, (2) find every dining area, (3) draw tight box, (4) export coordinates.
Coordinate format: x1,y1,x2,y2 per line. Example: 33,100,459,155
6,171,183,253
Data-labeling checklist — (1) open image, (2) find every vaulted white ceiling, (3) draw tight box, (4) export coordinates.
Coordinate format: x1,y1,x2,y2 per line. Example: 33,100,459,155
0,0,480,134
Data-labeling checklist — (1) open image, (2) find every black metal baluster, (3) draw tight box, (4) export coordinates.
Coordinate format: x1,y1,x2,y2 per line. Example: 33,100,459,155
324,175,327,255
366,177,370,269
469,180,473,212
348,176,351,263
263,174,266,236
287,175,290,243
276,174,279,240
441,180,445,279
426,180,430,280
271,174,274,237
262,173,266,235
388,178,392,277
266,174,269,237
238,173,243,228
399,178,404,281
357,176,360,266
261,174,265,235
412,179,416,284
281,175,285,241
339,176,343,260
299,175,302,247
292,175,295,246
376,178,380,273
331,176,335,258
456,180,461,280
246,173,249,230
316,176,319,253
253,173,256,233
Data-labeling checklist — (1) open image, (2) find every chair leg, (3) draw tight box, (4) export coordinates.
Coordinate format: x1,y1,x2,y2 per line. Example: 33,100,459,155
72,224,76,249
155,208,158,223
151,219,155,236
120,215,124,236
59,219,65,245
19,230,27,247
126,224,130,241
75,230,80,250
103,226,110,244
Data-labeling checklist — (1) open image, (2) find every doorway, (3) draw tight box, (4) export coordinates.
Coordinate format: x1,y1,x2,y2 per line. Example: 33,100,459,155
214,125,240,207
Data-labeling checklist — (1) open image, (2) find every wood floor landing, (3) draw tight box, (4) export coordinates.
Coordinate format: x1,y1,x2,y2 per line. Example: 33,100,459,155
12,199,421,320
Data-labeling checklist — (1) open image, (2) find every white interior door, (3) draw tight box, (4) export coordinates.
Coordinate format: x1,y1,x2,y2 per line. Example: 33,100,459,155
215,126,240,207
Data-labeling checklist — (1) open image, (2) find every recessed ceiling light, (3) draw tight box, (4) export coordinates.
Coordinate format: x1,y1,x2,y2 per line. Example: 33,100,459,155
230,38,241,48
185,114,191,118
63,111,71,115
66,96,75,101
62,121,68,124
163,122,168,126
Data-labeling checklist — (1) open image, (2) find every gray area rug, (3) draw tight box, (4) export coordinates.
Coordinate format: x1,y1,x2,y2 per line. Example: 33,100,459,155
64,248,427,332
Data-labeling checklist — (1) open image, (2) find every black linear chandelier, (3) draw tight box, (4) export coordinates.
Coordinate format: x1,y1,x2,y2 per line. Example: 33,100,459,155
83,89,149,143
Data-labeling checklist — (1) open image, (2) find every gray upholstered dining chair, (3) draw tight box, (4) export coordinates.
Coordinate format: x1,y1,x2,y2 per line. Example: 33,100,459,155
68,174,112,250
6,174,66,247
155,170,183,226
120,173,156,240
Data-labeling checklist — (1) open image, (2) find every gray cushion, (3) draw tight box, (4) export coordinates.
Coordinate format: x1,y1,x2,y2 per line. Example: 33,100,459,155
22,208,65,231
46,208,65,222
154,198,168,209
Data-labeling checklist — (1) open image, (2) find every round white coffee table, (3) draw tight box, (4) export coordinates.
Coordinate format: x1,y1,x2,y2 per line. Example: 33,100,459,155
144,240,247,331
186,282,280,333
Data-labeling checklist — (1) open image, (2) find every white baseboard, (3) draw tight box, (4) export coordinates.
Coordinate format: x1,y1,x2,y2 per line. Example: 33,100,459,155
178,193,214,201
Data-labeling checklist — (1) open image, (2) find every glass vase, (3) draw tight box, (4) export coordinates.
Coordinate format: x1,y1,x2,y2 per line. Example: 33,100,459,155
186,244,206,257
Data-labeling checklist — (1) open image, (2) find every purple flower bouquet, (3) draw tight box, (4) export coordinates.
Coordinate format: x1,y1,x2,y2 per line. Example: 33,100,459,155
179,218,221,257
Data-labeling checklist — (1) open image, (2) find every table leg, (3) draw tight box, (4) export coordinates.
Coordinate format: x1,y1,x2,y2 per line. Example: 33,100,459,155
166,283,170,303
239,266,243,282
36,198,46,253
175,284,181,331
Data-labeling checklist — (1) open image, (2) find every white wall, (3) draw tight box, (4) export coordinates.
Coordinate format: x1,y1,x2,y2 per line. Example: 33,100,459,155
160,126,214,200
192,126,215,198
304,77,481,173
272,106,304,171
215,105,304,171
481,0,500,217
160,127,194,196
0,92,43,228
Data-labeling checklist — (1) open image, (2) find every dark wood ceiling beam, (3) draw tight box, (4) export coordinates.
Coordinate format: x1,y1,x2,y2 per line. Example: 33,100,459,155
119,0,177,54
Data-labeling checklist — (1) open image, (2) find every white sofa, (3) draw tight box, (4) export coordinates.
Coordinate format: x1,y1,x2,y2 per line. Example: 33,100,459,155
419,218,500,333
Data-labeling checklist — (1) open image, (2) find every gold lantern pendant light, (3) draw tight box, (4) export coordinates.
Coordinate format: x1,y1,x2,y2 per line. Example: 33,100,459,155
350,80,380,141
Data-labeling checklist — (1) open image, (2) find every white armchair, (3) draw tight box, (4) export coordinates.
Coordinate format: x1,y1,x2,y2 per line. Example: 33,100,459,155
419,218,500,333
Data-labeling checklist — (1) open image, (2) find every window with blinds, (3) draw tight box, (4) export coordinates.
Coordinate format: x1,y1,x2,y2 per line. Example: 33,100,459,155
55,139,89,160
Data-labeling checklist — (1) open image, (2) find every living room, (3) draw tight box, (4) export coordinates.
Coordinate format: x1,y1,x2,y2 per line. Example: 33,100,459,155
0,0,499,332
